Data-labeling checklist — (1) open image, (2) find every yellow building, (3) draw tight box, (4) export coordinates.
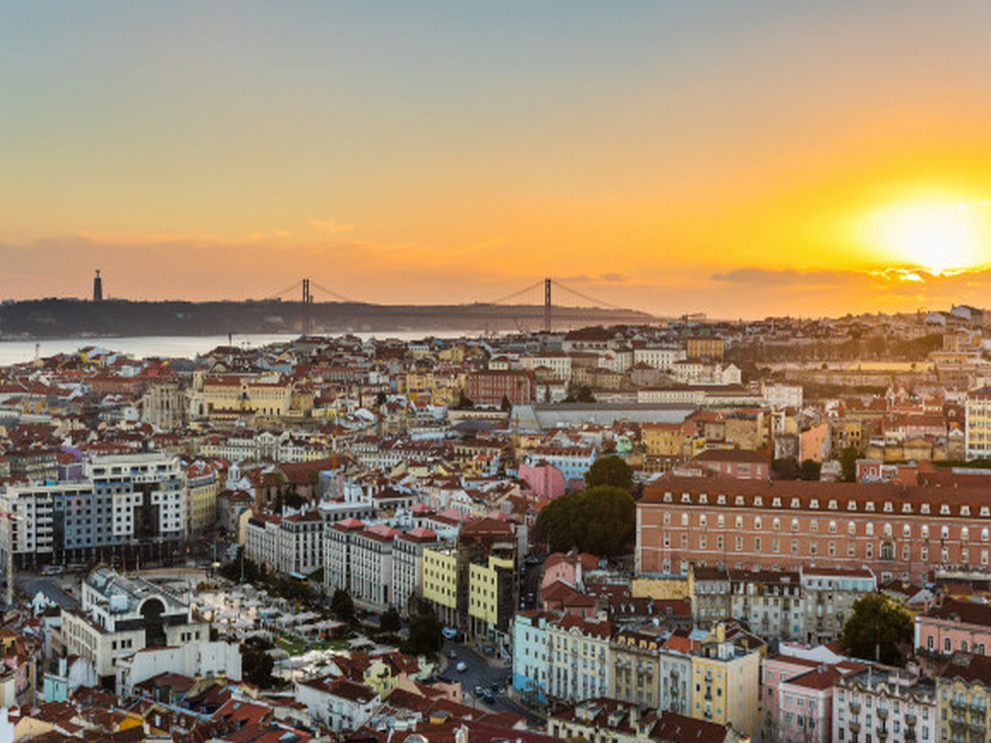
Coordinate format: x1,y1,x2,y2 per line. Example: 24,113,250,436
422,546,459,626
686,336,724,361
690,625,763,737
468,555,514,630
936,653,991,743
186,460,220,533
363,657,398,698
203,374,292,419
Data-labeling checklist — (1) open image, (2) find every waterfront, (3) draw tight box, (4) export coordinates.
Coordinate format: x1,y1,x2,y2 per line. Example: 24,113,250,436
0,330,481,366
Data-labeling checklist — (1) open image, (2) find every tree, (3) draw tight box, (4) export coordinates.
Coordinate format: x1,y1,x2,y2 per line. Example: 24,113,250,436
536,485,635,558
241,644,275,687
500,395,513,412
331,588,355,624
839,445,860,482
380,606,402,634
455,390,474,410
585,455,633,491
798,459,822,481
839,593,913,665
575,385,596,403
404,613,443,655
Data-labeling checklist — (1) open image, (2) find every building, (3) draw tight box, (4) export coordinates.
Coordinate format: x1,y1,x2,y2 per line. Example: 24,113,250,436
549,699,743,743
421,544,459,628
465,370,534,407
801,567,876,645
965,386,991,460
611,624,666,708
636,476,991,584
1,452,187,568
348,523,398,611
512,611,550,706
186,460,219,534
392,527,441,616
833,664,936,743
936,653,991,743
915,598,991,660
61,567,208,690
546,614,612,703
689,624,763,737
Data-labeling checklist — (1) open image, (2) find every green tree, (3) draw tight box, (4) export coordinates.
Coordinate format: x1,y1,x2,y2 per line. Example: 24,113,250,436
839,593,913,665
404,613,443,655
500,395,513,412
585,455,633,491
455,390,474,410
331,588,355,624
536,485,635,558
380,607,402,634
798,459,822,481
840,445,860,482
241,645,275,687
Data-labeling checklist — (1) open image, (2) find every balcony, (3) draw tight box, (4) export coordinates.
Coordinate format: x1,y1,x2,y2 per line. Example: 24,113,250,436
850,701,861,714
876,726,888,741
905,728,917,741
906,713,917,725
877,708,888,720
849,722,861,734
952,698,969,711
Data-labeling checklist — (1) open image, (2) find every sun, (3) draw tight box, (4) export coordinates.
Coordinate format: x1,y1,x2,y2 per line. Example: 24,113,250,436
861,196,990,274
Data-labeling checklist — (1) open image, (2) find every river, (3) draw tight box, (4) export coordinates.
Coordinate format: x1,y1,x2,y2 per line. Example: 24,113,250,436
0,331,483,366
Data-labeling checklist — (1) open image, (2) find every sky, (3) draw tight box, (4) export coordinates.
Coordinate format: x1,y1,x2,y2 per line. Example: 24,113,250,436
2,1,991,319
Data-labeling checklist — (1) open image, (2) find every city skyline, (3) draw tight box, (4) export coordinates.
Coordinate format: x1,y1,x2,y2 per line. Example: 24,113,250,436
2,1,991,319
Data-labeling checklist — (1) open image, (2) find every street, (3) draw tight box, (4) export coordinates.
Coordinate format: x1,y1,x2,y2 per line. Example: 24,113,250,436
441,640,543,727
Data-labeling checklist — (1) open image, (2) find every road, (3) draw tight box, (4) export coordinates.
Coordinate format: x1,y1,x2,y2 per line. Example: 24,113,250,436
441,640,543,727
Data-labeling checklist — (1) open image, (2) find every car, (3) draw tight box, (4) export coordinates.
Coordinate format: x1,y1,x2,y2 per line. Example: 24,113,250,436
442,626,458,640
482,691,495,704
490,681,501,691
448,649,457,659
456,661,467,673
473,685,485,697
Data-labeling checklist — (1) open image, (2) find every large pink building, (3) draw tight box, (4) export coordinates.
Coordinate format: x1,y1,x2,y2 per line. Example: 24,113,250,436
915,598,991,661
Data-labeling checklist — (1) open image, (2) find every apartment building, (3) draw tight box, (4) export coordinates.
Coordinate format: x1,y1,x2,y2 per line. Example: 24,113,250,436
833,664,936,743
545,614,612,703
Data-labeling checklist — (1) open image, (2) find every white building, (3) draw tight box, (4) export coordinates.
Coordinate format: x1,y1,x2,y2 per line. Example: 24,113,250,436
117,641,241,699
296,675,381,732
546,614,612,703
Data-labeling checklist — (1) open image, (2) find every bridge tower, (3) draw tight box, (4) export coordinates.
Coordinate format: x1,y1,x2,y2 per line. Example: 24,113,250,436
302,278,312,335
544,278,552,333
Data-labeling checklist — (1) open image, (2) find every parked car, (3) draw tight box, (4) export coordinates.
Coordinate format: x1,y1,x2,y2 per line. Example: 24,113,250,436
482,691,495,704
473,685,485,697
456,661,467,673
442,626,458,640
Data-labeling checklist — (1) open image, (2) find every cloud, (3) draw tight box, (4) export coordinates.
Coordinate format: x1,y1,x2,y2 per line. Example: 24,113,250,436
308,219,355,234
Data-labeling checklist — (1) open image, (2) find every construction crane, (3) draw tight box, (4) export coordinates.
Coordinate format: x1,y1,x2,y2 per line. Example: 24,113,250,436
1,509,29,608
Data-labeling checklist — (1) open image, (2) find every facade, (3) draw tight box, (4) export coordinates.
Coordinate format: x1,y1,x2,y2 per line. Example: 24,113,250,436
1,453,186,568
689,627,763,737
834,664,936,743
801,567,876,645
512,611,550,706
611,624,665,708
545,614,612,703
637,476,991,584
186,460,219,534
62,568,208,689
421,545,459,628
392,527,440,616
965,387,991,461
348,523,398,611
915,598,991,659
465,370,534,407
936,653,991,743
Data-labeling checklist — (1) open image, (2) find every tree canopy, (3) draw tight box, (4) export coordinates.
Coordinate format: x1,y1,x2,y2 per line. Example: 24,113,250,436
536,484,635,557
404,613,443,655
839,593,913,665
585,455,633,491
331,588,355,624
839,445,860,483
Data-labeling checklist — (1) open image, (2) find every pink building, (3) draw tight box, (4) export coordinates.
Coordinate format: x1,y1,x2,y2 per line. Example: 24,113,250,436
915,598,991,662
763,654,824,731
518,461,566,500
540,551,598,594
776,665,843,743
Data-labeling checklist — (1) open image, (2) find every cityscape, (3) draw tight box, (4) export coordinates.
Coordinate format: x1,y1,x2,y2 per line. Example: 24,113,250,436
3,3,991,743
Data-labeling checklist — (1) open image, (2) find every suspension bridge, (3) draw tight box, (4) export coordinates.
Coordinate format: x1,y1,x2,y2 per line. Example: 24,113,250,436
262,277,653,335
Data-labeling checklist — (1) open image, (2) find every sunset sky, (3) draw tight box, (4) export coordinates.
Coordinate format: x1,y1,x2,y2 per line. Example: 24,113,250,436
2,1,991,318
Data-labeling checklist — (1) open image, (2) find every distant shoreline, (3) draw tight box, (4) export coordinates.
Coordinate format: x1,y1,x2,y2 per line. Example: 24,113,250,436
0,298,655,340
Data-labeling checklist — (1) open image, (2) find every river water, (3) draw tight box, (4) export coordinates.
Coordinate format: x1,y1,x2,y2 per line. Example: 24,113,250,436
0,331,481,366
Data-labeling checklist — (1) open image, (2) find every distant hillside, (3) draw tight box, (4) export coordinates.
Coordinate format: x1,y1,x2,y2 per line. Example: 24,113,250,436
0,299,655,339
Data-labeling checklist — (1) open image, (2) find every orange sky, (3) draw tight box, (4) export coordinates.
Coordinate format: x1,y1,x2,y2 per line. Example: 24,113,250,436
1,2,990,319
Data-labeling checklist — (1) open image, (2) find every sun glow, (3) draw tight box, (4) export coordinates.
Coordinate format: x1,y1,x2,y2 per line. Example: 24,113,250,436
862,196,991,274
